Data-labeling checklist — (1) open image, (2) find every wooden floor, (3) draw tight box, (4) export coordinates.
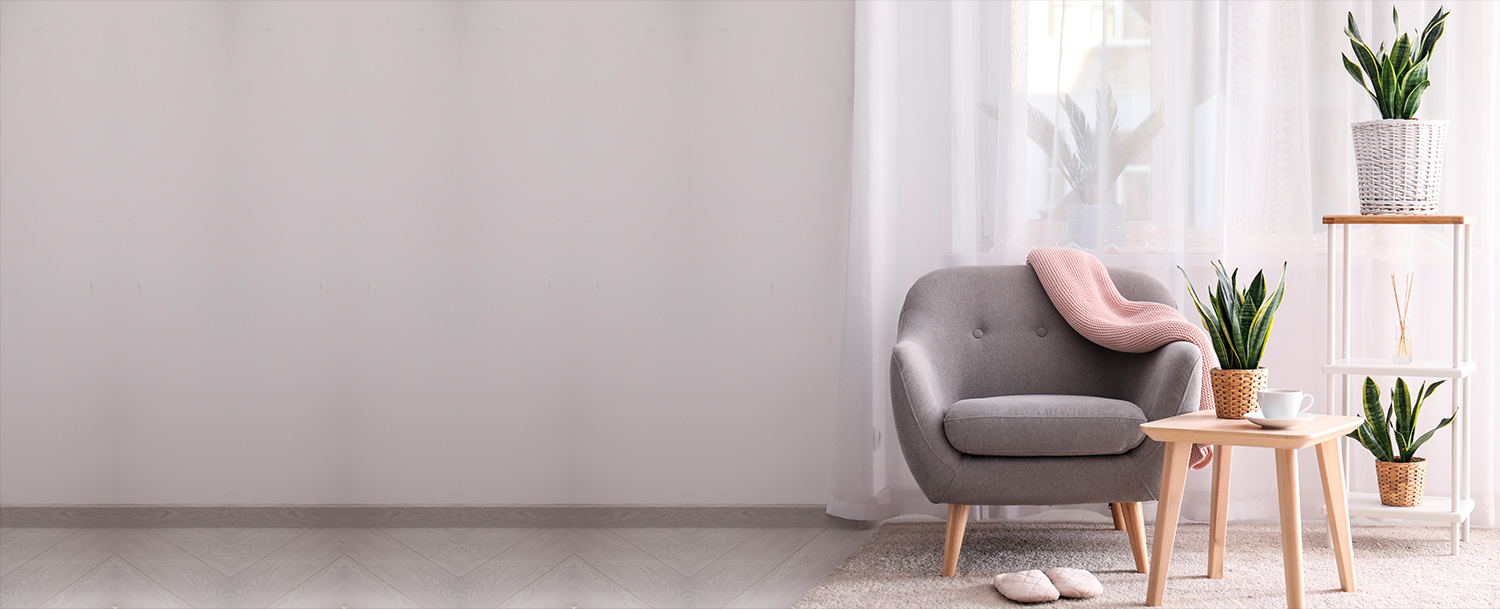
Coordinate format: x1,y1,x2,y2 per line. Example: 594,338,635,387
0,526,871,608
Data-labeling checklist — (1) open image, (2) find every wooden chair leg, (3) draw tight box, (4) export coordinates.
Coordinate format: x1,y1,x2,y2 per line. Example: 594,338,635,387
942,504,970,577
1121,501,1149,574
1110,502,1126,530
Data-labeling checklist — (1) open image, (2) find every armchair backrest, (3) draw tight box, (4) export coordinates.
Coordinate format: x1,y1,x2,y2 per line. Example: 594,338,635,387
896,264,1176,402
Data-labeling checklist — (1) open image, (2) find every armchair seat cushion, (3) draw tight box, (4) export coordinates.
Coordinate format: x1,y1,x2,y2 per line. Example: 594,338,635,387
943,395,1148,457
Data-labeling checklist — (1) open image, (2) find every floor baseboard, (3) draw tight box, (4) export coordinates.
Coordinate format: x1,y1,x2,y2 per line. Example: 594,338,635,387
0,504,873,529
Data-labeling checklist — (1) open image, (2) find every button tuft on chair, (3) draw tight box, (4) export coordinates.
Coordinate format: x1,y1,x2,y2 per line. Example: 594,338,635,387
1036,326,1048,337
973,329,984,338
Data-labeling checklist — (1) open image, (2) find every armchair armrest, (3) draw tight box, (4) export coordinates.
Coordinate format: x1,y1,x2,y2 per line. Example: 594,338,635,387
890,340,964,497
1123,341,1203,422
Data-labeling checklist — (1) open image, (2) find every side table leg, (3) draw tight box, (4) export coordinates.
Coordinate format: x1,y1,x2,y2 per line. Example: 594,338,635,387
1146,441,1191,607
1209,444,1232,579
1275,448,1304,609
1315,440,1356,592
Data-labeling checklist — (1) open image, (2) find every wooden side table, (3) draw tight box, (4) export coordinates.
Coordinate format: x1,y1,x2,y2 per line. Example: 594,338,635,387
1139,411,1363,609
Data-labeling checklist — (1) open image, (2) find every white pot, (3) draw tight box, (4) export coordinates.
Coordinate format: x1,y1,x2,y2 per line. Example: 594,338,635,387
1351,119,1447,215
1067,202,1125,249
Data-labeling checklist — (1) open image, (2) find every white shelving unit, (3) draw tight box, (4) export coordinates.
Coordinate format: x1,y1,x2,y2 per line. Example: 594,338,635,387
1322,214,1474,556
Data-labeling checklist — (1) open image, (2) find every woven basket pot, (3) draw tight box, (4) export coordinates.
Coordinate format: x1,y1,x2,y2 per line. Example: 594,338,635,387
1376,458,1427,507
1351,119,1448,215
1209,368,1267,419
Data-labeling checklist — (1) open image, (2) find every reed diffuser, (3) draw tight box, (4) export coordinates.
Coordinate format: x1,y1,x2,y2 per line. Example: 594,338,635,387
1393,273,1413,364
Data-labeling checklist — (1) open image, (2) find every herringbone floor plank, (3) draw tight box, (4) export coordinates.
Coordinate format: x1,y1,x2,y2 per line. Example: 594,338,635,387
36,555,193,609
0,526,868,608
266,554,422,608
497,554,652,609
613,529,759,578
152,529,306,578
722,529,871,609
0,530,77,579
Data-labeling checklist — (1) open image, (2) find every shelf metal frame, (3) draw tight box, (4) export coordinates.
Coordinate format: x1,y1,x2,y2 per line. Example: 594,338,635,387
1322,214,1473,556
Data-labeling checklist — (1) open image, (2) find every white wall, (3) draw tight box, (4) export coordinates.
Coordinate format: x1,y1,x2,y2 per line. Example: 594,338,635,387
0,1,854,505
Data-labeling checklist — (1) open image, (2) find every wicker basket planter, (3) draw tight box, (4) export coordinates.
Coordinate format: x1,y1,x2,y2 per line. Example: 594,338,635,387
1209,368,1267,419
1376,458,1427,507
1351,119,1448,215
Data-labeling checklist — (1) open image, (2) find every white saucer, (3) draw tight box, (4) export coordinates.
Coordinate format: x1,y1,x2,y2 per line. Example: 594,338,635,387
1243,412,1315,429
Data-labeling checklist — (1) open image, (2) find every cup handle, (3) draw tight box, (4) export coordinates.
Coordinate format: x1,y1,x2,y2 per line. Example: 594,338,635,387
1300,394,1315,414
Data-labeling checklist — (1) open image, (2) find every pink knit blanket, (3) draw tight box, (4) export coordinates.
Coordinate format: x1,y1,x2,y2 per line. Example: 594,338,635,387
1026,247,1218,470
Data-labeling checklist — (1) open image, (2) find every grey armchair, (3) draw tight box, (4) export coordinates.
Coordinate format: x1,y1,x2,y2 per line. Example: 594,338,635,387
890,265,1202,576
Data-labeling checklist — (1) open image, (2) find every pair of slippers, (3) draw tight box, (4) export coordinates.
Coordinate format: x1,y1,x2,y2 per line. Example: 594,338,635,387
993,568,1102,603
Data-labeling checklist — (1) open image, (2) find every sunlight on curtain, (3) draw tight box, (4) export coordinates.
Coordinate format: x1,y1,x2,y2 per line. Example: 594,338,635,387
831,0,1497,527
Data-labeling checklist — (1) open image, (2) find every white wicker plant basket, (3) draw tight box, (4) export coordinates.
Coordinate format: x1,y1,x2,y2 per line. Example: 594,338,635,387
1351,119,1448,215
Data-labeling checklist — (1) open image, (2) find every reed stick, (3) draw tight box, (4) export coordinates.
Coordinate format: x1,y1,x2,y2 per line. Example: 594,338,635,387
1392,273,1412,340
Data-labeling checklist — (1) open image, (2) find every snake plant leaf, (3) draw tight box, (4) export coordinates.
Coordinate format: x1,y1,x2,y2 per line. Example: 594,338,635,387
1348,422,1393,463
1421,379,1446,401
1246,271,1267,309
1377,55,1398,117
1391,33,1412,76
1400,81,1430,120
1401,59,1429,92
1346,12,1365,44
1236,273,1263,363
1212,285,1244,368
1391,379,1415,451
1209,290,1242,368
1422,6,1449,35
1415,7,1450,63
1246,318,1273,369
1349,38,1380,95
1361,377,1394,460
1212,261,1239,311
1409,379,1445,433
1243,263,1286,369
1406,412,1457,461
1179,266,1231,367
1342,55,1374,98
1402,379,1450,461
1393,6,1400,33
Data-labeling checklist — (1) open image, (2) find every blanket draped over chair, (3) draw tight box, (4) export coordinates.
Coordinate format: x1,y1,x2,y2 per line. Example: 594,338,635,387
1027,247,1218,470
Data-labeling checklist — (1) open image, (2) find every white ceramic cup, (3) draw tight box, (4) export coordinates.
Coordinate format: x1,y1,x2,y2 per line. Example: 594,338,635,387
1257,389,1314,420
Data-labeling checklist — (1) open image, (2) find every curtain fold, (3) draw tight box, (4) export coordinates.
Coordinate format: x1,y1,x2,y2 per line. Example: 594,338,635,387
831,0,1498,526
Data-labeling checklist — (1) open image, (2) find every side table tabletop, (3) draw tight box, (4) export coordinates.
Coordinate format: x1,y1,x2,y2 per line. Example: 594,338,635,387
1139,410,1363,609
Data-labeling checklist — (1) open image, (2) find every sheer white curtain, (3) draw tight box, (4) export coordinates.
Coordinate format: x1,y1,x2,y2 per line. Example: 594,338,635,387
831,0,1498,526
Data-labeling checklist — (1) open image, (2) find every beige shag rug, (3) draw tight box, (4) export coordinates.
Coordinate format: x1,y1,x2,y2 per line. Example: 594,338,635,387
796,522,1499,608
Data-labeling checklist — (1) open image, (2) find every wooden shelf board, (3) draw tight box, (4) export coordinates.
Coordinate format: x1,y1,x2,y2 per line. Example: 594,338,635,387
1344,492,1474,523
1323,214,1470,225
1322,359,1476,379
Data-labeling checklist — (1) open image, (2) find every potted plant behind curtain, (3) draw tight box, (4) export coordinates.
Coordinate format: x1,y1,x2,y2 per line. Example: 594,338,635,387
1180,262,1287,419
983,87,1163,249
1342,6,1450,215
1347,377,1455,506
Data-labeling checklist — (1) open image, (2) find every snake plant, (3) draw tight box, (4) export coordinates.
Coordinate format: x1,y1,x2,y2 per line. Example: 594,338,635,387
1178,261,1287,370
1341,6,1449,119
1348,377,1455,463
